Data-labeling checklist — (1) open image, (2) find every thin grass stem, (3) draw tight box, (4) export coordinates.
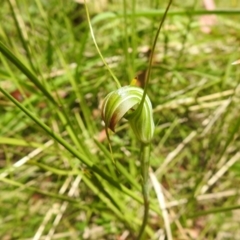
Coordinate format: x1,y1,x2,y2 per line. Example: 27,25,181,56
140,0,172,109
84,0,121,88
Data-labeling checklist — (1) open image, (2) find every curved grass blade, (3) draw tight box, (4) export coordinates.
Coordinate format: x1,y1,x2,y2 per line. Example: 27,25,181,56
0,41,58,106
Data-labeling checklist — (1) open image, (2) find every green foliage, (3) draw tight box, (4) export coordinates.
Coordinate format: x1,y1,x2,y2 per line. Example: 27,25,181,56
1,0,240,239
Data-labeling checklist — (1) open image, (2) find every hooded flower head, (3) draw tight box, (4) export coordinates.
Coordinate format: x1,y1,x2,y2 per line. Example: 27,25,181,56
101,86,154,144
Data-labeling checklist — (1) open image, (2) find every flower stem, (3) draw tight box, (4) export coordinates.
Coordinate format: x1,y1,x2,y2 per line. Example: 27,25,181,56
137,143,150,240
139,0,172,109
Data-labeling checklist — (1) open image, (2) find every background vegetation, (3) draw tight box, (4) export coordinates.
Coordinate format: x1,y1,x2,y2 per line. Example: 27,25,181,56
1,0,240,239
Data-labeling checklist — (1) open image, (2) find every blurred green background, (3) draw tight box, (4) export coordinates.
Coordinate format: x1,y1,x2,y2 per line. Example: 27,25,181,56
1,0,240,239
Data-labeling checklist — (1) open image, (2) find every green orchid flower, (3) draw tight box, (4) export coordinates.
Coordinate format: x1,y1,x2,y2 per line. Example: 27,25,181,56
101,85,155,144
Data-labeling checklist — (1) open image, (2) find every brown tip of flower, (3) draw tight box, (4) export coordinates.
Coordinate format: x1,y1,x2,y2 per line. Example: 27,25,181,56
109,113,118,132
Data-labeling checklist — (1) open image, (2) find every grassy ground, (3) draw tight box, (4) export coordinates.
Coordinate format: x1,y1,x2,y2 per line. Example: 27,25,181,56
1,0,240,239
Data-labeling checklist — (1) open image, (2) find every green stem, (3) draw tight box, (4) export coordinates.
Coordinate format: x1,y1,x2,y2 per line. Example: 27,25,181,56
137,143,150,240
139,0,172,109
84,0,121,88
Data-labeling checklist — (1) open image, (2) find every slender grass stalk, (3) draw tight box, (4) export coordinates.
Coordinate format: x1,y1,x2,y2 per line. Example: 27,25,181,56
84,0,121,88
130,0,137,78
7,0,36,72
92,9,240,21
0,41,57,106
139,0,173,109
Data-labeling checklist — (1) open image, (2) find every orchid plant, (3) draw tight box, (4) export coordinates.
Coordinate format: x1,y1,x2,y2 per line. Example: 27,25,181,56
84,0,172,239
